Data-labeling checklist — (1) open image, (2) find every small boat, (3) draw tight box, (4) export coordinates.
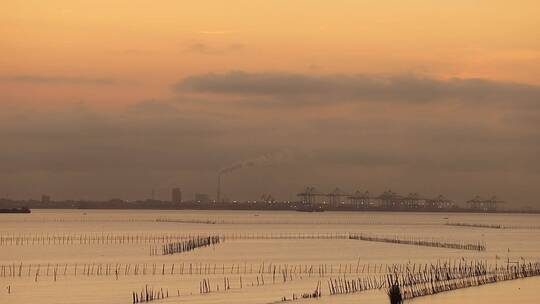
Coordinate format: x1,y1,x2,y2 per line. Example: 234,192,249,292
0,207,31,214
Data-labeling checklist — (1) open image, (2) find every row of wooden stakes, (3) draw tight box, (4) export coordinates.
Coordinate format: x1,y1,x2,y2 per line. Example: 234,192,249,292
0,233,198,246
387,261,540,303
158,235,221,256
349,233,486,251
0,260,502,280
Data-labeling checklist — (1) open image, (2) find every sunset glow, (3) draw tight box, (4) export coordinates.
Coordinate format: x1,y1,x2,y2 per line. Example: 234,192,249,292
1,1,539,206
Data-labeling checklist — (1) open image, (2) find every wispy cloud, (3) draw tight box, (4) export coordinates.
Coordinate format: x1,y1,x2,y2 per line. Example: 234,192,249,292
0,75,116,85
183,42,245,55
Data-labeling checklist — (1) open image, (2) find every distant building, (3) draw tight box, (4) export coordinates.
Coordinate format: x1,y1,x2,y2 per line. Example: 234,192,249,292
348,190,372,208
426,195,455,209
194,193,210,204
172,188,182,204
376,190,401,208
467,196,502,211
401,193,423,209
41,195,51,204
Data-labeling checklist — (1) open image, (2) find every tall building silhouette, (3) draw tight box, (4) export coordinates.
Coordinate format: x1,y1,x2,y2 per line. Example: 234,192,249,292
171,188,182,204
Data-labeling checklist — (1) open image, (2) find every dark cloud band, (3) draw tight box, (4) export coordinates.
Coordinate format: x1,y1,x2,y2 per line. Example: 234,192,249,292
176,71,540,104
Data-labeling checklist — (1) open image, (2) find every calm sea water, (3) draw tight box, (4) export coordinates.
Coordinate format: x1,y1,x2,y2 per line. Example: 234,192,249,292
1,209,539,304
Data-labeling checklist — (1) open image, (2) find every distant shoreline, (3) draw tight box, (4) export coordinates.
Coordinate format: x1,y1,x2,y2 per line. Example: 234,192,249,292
2,203,537,215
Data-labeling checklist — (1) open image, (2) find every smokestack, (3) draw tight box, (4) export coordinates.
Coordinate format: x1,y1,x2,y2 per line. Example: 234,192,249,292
216,149,293,203
217,173,221,203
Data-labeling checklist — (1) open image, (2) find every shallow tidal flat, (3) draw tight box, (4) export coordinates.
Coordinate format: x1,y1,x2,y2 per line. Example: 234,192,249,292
1,210,539,304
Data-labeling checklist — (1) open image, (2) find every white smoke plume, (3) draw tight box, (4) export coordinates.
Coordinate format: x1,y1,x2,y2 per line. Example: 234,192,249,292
219,149,294,175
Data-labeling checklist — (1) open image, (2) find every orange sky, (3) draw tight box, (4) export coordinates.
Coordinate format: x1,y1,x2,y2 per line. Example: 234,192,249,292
1,1,539,204
2,0,540,107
